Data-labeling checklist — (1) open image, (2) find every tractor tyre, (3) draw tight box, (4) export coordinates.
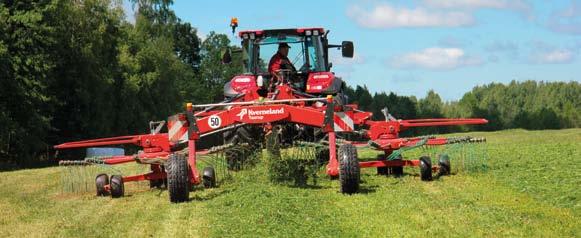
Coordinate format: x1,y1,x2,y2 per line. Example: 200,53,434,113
110,175,124,198
339,144,360,194
419,156,433,181
202,166,217,188
95,174,109,196
224,125,262,147
224,125,262,171
438,154,451,176
167,153,190,203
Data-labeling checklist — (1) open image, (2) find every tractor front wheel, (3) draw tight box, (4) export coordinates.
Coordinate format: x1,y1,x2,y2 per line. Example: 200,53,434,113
224,126,262,171
339,144,360,194
166,154,190,203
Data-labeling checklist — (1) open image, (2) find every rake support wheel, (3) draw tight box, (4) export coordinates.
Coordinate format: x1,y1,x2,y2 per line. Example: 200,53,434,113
110,175,124,198
339,144,360,194
202,166,217,188
167,153,190,203
438,154,451,176
95,174,109,196
419,156,433,181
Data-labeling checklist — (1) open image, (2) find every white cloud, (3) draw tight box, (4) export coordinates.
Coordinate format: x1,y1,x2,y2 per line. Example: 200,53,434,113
391,47,483,70
422,0,531,11
529,49,575,64
346,1,533,29
346,3,475,29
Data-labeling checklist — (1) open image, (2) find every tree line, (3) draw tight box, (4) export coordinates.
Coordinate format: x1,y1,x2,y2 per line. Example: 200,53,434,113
0,0,241,167
1,0,579,168
344,80,580,135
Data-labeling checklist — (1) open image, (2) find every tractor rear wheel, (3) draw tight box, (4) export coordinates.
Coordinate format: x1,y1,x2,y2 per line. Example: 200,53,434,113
339,144,360,194
110,175,124,198
95,174,109,196
419,156,433,181
438,154,451,176
167,153,190,203
202,166,217,188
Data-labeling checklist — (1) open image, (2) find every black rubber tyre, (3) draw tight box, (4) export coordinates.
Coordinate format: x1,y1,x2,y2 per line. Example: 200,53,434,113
419,156,433,181
223,125,263,147
202,167,217,188
376,154,390,175
224,125,262,171
166,154,190,203
391,157,404,177
338,144,360,194
110,175,124,198
438,154,451,176
95,174,109,196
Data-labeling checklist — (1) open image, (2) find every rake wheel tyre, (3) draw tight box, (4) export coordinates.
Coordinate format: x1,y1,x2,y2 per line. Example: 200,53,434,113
339,144,360,194
392,157,404,177
419,156,433,181
202,167,217,188
376,154,389,175
110,175,124,198
167,154,190,203
95,174,109,196
438,154,451,176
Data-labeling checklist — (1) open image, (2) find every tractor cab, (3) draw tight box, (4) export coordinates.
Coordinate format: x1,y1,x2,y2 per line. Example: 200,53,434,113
223,28,353,99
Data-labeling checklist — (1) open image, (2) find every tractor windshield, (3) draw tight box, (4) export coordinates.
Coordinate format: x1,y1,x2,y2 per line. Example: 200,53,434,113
243,35,326,75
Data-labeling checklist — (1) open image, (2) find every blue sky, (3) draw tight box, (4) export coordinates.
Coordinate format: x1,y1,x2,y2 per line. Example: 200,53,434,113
127,0,581,101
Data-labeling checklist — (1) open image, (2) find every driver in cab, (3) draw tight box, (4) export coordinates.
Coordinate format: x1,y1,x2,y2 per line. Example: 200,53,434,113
268,43,296,89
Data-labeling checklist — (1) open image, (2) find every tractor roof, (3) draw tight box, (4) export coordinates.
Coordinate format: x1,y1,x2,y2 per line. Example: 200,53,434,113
238,28,325,38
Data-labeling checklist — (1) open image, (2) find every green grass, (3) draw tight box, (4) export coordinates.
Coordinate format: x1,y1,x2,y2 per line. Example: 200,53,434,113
0,129,579,237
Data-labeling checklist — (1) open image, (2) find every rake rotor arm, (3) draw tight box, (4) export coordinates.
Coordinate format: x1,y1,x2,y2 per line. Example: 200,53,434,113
399,118,488,128
53,133,172,152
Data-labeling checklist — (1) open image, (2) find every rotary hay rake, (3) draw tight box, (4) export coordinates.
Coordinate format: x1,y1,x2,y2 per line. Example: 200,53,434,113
55,94,488,202
54,27,489,203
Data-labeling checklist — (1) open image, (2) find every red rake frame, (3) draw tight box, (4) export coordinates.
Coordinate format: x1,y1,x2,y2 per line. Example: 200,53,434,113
55,94,487,198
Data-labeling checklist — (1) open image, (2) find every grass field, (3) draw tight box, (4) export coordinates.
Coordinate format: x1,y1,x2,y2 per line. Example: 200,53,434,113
0,129,579,237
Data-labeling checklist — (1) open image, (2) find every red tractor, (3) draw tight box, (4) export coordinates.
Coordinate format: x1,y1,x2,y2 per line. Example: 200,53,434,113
55,27,487,202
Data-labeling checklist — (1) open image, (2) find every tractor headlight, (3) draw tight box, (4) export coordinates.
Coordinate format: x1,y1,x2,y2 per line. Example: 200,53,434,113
242,33,249,39
249,33,255,40
313,30,319,36
305,30,312,36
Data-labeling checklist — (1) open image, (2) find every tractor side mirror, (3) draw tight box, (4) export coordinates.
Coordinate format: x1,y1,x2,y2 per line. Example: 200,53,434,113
341,41,354,58
221,49,232,64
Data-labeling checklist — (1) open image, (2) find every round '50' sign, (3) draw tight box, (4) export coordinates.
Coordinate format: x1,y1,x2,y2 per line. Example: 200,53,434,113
208,115,221,129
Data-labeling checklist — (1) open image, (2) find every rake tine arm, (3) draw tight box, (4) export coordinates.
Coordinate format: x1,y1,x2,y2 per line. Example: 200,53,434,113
54,134,144,150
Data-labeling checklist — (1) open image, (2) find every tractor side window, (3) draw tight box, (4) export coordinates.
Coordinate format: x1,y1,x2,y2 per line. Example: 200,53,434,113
307,36,326,72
